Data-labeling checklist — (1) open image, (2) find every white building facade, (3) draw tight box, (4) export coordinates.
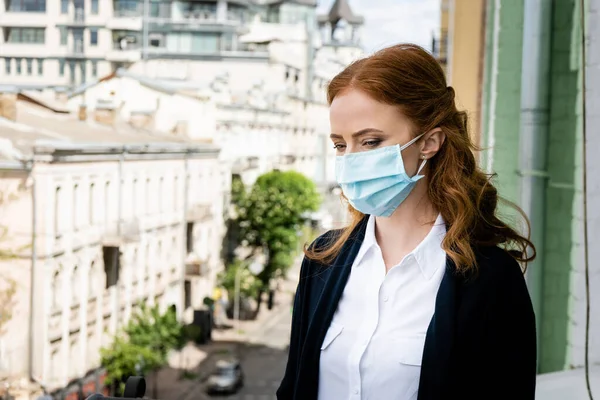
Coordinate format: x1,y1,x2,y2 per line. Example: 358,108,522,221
0,94,229,397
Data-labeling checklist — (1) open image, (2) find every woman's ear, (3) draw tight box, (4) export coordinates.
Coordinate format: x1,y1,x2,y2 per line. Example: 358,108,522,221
420,128,445,159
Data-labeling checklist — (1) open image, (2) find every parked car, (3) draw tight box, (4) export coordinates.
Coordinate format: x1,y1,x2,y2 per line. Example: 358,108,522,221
206,359,244,395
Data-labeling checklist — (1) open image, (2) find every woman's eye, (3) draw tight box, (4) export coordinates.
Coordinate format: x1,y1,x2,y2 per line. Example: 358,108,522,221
363,140,381,148
333,144,346,150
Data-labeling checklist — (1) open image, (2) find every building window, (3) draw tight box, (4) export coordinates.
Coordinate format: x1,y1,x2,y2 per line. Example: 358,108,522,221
37,58,43,75
90,28,98,46
91,60,97,77
103,246,120,289
61,0,68,14
184,280,191,309
186,222,194,254
59,59,65,76
69,60,76,83
5,27,45,44
91,0,98,14
60,27,67,45
4,58,11,75
113,0,141,17
15,58,22,75
26,58,33,75
80,60,87,82
8,0,46,12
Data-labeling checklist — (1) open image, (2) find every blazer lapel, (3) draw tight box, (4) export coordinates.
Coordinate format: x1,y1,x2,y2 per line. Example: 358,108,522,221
297,216,369,397
419,256,459,398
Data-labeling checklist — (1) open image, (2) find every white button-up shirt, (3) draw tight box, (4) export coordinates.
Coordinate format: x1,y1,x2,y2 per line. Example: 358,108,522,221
318,214,447,400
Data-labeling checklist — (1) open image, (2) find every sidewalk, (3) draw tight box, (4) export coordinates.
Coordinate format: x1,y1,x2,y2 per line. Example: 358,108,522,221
149,257,301,400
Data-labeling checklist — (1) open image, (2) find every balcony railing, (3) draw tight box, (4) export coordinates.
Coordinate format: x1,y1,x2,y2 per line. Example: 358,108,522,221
113,0,142,17
69,41,85,57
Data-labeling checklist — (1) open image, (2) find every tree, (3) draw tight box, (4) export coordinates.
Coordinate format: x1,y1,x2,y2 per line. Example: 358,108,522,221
124,304,182,361
100,335,162,396
217,259,262,318
101,304,183,396
233,170,320,312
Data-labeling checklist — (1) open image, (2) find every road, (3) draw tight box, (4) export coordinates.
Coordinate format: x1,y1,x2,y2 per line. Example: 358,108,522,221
181,294,293,400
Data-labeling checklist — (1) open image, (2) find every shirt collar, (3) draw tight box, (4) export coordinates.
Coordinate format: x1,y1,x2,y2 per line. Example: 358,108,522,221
353,214,447,280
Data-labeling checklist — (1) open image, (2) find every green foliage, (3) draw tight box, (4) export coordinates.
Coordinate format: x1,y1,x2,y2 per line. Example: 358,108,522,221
217,259,262,300
232,170,321,287
124,304,182,361
100,335,162,395
101,304,183,393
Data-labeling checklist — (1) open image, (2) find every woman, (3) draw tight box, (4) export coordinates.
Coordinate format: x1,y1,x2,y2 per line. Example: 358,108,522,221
276,44,537,400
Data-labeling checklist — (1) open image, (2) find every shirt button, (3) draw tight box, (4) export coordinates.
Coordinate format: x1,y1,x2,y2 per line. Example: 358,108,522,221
383,295,389,302
354,389,359,394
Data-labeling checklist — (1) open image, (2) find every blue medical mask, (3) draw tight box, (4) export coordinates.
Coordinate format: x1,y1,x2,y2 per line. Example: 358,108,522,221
335,133,426,217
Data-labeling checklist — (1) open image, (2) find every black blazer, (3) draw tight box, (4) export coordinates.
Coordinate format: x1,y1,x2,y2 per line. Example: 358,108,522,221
277,216,537,400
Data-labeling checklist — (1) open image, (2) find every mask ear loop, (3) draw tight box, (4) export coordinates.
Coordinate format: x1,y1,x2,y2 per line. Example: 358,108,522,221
401,133,427,177
399,132,426,151
416,159,427,175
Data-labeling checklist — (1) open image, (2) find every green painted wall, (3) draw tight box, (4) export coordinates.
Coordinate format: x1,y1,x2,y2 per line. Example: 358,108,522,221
480,0,585,373
539,0,583,373
483,0,524,225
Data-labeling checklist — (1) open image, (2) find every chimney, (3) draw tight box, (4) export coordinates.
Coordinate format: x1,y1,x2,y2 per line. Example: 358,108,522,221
0,92,17,121
78,104,87,121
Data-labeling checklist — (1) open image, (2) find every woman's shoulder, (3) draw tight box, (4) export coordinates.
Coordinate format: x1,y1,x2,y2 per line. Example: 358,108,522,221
298,229,344,279
467,245,529,293
309,228,345,251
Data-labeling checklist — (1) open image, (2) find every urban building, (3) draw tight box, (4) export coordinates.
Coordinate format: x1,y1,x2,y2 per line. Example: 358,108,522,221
437,0,486,146
0,91,228,398
461,0,600,390
0,0,366,396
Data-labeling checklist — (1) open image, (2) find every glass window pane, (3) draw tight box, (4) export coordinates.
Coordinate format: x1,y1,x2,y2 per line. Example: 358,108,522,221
61,0,68,14
5,58,11,75
80,61,87,82
38,58,43,75
59,59,65,76
91,0,99,14
15,58,22,74
9,0,47,12
60,27,67,45
26,58,33,75
90,29,98,45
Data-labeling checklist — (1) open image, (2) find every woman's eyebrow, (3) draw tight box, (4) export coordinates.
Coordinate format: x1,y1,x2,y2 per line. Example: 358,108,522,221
330,128,385,139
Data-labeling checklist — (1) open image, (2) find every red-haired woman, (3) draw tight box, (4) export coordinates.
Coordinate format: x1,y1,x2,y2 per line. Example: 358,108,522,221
277,44,537,400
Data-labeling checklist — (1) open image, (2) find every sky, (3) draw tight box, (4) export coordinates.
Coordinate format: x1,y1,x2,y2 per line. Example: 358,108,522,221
317,0,441,54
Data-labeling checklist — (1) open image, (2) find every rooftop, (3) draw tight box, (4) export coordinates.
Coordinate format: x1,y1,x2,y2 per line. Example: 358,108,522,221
0,95,218,164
